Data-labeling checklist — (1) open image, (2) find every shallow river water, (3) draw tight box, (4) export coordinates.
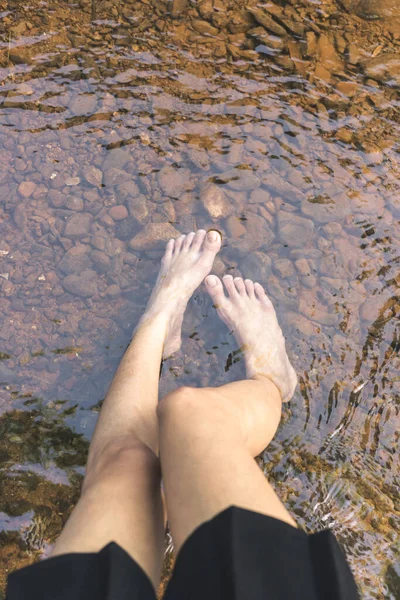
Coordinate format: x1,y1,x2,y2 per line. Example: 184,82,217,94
0,0,399,597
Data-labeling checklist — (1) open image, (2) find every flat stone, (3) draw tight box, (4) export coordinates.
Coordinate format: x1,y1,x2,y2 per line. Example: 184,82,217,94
115,216,140,241
103,168,131,188
350,192,385,215
0,362,16,383
64,213,92,238
248,8,287,36
363,52,400,85
260,175,304,202
48,190,66,207
301,193,351,223
58,245,92,275
387,194,400,217
240,252,272,283
129,222,180,252
171,0,187,17
82,165,103,187
226,216,246,238
62,273,98,298
158,166,193,198
69,94,97,116
273,258,295,278
18,181,36,198
278,212,314,247
231,212,274,254
359,293,395,322
106,284,121,299
109,205,129,221
218,169,261,191
13,205,27,229
102,148,131,171
317,34,343,72
118,180,140,198
126,195,149,222
65,176,80,186
66,196,84,211
192,19,219,36
201,184,232,219
90,250,111,273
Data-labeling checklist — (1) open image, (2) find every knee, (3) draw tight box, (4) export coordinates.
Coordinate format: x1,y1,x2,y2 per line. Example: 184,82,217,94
157,386,202,427
85,436,157,488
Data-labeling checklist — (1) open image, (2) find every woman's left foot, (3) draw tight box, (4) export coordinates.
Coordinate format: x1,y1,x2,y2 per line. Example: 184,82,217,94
139,230,222,358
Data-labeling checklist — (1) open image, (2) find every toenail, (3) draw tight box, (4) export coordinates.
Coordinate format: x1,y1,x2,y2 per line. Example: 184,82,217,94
207,230,218,242
207,275,218,287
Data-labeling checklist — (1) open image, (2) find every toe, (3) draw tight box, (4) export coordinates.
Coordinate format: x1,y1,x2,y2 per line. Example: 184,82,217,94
234,277,246,296
222,274,238,299
254,282,273,307
173,234,186,254
201,229,222,257
244,279,255,298
183,231,196,251
205,275,226,307
162,238,175,263
191,229,207,252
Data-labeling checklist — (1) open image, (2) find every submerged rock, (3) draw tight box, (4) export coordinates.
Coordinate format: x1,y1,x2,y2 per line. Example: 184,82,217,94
18,181,36,198
171,0,187,18
201,184,232,219
301,193,351,223
278,212,314,247
129,222,180,251
240,252,272,283
64,213,92,238
363,52,400,85
58,245,92,275
158,166,193,198
62,272,98,297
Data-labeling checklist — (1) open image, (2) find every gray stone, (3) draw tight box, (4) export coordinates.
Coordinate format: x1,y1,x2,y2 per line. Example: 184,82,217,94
201,184,232,219
58,245,92,275
103,168,131,188
0,362,16,383
278,212,314,247
102,148,131,171
273,258,295,278
171,0,187,17
158,166,193,198
387,194,400,217
69,94,97,116
261,175,305,202
82,165,103,187
62,273,98,297
129,222,180,252
363,52,400,85
218,169,261,191
301,193,351,223
240,252,272,283
192,19,219,36
90,250,111,273
64,213,92,238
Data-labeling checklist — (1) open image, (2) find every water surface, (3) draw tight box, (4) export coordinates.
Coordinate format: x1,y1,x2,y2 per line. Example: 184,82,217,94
0,1,399,597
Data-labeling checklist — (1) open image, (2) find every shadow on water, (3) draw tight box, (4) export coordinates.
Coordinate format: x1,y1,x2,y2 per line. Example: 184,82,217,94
0,0,399,597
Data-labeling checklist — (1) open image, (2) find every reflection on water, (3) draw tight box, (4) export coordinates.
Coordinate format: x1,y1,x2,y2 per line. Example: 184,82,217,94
0,0,399,597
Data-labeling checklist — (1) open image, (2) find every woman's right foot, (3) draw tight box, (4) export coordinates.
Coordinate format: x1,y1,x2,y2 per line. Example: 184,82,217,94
205,274,297,402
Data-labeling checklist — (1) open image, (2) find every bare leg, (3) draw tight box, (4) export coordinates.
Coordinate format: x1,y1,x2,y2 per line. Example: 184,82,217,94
51,230,221,590
158,275,298,551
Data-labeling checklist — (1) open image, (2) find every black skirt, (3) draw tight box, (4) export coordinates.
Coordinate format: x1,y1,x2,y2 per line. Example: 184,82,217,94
7,506,360,600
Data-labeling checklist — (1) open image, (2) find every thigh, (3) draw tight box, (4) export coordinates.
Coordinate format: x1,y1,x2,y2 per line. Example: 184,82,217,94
158,384,296,552
52,439,164,589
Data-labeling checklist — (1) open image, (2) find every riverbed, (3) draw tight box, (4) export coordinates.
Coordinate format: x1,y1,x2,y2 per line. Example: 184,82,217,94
0,0,399,597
